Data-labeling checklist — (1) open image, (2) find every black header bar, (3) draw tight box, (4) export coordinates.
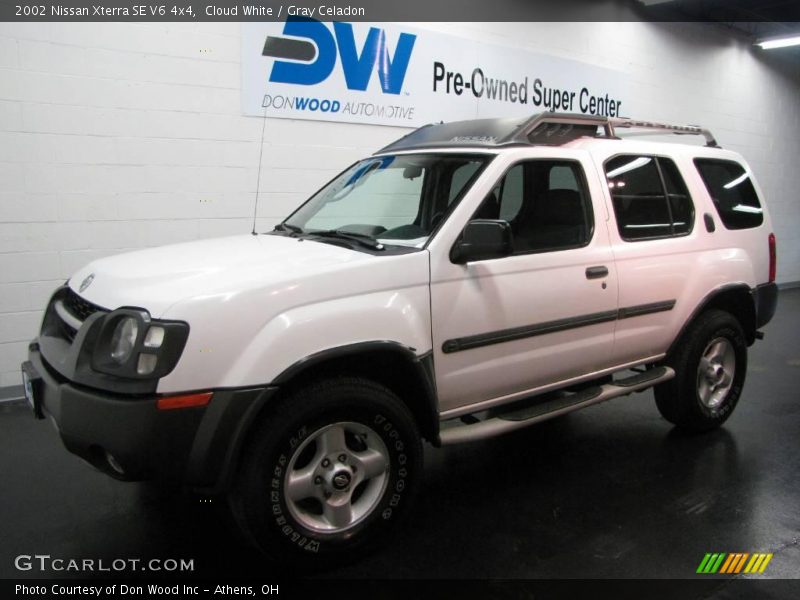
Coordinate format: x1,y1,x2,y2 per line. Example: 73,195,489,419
2,0,794,23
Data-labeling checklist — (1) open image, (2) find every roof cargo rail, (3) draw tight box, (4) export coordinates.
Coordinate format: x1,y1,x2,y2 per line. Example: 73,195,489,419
377,112,720,153
606,117,719,148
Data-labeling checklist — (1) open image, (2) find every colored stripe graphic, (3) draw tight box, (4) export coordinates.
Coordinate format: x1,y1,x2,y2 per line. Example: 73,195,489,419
697,553,727,573
699,552,772,575
710,553,726,573
697,553,713,573
720,554,736,573
733,553,749,573
719,553,749,573
744,553,774,573
758,554,774,573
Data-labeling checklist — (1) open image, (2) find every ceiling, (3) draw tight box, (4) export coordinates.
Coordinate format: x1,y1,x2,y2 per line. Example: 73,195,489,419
638,0,800,41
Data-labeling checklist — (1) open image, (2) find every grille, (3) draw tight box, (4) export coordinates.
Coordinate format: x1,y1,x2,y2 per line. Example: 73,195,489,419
63,287,106,321
54,288,108,343
60,320,78,342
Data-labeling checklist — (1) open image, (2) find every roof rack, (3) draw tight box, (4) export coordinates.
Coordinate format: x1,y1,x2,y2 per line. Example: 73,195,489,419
508,112,609,146
606,117,719,148
516,113,719,148
377,112,720,154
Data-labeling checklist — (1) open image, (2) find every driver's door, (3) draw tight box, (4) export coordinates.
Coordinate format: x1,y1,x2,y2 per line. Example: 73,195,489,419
430,156,618,415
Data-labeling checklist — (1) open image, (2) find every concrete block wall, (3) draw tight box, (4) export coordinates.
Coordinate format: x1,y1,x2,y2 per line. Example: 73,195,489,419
0,19,798,391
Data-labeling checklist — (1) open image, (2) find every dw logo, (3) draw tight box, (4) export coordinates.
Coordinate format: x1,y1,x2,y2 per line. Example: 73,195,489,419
263,18,416,95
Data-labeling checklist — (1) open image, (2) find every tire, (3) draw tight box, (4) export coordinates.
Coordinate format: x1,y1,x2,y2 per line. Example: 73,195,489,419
229,376,422,565
655,309,747,432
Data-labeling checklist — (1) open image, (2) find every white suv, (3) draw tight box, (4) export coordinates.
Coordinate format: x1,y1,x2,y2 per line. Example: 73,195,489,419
22,112,778,563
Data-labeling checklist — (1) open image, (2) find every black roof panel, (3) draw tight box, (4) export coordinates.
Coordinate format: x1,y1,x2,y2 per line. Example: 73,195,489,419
377,112,609,154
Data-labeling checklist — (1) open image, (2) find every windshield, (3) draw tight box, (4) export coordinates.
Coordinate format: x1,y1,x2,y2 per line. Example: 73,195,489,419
282,153,490,248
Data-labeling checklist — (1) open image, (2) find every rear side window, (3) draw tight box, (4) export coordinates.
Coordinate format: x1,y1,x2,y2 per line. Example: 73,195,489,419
605,155,695,241
694,159,764,230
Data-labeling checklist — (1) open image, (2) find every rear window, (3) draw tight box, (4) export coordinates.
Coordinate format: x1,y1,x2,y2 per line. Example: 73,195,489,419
694,159,763,230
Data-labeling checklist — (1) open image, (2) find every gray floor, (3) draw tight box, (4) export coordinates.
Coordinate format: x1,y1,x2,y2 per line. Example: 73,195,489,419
1,290,799,590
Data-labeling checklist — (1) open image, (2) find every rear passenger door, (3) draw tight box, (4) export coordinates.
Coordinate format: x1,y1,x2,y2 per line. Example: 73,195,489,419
430,156,618,415
602,154,697,365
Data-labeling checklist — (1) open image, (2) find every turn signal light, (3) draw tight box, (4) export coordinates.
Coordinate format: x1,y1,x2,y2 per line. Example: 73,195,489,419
156,392,213,410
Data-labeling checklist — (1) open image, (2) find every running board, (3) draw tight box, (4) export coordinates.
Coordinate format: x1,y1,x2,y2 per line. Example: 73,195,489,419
439,366,675,445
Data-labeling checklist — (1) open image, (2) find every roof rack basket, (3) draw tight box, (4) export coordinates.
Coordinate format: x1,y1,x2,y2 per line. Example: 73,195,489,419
513,112,719,148
607,117,719,148
377,112,720,154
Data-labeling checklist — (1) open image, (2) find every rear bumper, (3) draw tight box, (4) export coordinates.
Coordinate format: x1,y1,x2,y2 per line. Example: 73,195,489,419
26,342,275,491
752,282,778,329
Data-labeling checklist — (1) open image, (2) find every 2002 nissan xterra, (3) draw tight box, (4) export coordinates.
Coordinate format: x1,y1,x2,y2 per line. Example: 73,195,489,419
22,112,778,563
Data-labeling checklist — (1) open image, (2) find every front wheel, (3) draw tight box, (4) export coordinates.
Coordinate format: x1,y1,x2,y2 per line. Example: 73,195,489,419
655,309,747,432
229,377,422,565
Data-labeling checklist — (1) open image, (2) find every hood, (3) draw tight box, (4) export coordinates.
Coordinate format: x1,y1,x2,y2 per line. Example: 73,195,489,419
69,234,376,316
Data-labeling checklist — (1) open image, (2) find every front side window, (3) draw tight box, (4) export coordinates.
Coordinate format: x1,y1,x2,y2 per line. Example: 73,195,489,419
605,155,695,241
473,160,593,254
694,159,763,230
283,154,488,249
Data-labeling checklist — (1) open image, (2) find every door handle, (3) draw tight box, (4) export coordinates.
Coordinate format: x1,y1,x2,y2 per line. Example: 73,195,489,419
586,266,609,279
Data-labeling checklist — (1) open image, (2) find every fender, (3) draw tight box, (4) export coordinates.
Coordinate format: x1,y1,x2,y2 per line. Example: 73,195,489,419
667,283,757,355
197,341,439,494
215,285,432,389
272,340,439,444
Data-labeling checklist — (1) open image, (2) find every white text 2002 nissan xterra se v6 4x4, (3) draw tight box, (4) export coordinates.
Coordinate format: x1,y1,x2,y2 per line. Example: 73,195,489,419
22,112,778,564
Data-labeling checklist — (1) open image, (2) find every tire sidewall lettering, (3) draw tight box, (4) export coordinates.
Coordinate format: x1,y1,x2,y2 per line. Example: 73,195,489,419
267,409,411,555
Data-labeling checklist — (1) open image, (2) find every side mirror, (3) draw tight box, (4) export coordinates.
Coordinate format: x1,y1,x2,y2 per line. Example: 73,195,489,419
450,219,513,264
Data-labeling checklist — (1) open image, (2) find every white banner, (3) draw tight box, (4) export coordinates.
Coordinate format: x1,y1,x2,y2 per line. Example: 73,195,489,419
242,21,631,127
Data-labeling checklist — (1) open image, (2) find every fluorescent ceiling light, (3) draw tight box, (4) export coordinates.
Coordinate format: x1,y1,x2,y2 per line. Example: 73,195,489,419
723,172,749,189
732,205,762,215
756,35,800,50
606,157,652,179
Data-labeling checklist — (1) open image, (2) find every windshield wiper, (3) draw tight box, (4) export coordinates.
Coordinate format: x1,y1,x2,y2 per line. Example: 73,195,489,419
273,222,303,235
309,229,385,251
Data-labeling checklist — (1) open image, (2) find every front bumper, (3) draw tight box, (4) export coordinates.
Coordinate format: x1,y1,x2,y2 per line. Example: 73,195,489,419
25,341,275,491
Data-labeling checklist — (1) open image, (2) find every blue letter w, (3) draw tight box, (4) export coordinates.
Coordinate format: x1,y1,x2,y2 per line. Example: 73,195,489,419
333,23,416,94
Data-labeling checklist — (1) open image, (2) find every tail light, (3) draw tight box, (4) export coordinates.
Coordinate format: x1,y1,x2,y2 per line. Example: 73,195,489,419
768,233,776,283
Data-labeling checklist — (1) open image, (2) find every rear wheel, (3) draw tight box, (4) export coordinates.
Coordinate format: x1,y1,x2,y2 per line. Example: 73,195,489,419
229,377,422,565
655,309,747,432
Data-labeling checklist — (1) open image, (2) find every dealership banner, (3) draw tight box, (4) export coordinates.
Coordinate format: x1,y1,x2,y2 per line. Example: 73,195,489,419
242,19,631,128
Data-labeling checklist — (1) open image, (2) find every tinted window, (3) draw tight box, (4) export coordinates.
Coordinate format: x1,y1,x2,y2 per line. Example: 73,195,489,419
605,155,695,240
498,164,524,221
448,161,483,203
694,159,763,229
661,159,694,235
475,160,592,253
550,165,580,191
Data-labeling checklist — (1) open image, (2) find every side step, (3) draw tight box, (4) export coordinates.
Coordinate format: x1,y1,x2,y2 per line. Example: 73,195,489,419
439,366,674,445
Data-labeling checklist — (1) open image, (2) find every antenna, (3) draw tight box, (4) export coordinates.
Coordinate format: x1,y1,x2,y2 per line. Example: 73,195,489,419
251,103,269,235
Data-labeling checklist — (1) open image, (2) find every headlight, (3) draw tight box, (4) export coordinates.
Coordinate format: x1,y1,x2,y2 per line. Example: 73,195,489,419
90,309,189,380
110,317,138,364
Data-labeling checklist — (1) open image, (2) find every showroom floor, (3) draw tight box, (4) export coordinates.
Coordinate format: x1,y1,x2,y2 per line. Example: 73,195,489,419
1,290,798,589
